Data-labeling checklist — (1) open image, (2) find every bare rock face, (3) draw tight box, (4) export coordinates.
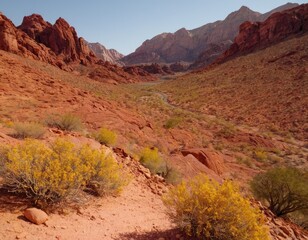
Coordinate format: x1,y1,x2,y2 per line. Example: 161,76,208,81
0,13,57,64
0,13,95,67
222,4,308,61
18,15,96,65
0,14,19,52
122,3,299,66
181,148,225,175
18,14,51,40
87,42,124,65
190,41,232,69
24,208,48,225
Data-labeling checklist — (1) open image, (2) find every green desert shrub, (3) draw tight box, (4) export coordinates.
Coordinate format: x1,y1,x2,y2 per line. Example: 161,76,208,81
46,113,83,131
0,139,128,204
94,128,117,146
250,167,308,216
12,122,45,139
164,175,270,240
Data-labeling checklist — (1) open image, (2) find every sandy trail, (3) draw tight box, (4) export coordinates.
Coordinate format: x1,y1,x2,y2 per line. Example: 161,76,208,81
0,180,175,240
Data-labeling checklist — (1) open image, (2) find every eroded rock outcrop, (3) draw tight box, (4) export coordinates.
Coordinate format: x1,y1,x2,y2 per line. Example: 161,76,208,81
0,13,57,64
18,14,96,65
221,4,308,61
181,148,226,175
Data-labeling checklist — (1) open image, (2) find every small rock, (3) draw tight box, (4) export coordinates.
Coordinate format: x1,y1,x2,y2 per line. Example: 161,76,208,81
76,207,84,215
24,208,48,225
153,175,164,183
16,232,28,239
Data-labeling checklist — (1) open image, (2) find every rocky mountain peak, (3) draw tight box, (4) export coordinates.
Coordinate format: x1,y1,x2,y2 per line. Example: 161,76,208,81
54,17,71,29
18,14,51,39
86,41,124,65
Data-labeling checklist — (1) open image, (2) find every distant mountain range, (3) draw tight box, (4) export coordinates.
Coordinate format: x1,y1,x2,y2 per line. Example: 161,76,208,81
121,3,299,67
86,42,124,65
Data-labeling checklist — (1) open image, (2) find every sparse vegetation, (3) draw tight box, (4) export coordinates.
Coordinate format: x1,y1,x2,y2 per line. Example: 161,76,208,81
236,156,253,167
12,122,45,139
164,117,182,129
46,113,83,131
161,165,181,185
250,167,308,216
253,150,267,162
164,174,270,239
0,139,128,204
94,127,117,146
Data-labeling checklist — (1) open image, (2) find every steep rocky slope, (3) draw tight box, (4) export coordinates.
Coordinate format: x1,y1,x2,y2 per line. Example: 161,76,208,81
0,13,153,83
86,41,124,65
121,3,298,66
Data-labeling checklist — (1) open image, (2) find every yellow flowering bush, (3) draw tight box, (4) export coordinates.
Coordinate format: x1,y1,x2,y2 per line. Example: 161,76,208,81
163,175,270,240
94,128,117,146
0,139,128,204
139,147,166,175
78,145,129,196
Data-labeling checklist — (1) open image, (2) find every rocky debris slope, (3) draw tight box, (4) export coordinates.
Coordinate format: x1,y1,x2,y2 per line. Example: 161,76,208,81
121,3,298,66
86,41,124,65
257,202,308,240
220,4,308,62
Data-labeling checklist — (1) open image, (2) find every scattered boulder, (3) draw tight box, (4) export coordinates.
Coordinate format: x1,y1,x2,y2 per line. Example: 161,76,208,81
181,148,225,175
23,208,48,225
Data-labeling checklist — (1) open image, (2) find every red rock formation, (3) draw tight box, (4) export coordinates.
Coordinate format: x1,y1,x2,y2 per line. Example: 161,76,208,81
18,14,96,65
181,148,226,175
0,13,155,83
125,63,173,75
169,62,188,72
221,4,308,61
0,13,57,64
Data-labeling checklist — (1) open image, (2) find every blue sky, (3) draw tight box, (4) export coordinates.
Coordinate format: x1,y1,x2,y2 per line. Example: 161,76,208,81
1,1,306,54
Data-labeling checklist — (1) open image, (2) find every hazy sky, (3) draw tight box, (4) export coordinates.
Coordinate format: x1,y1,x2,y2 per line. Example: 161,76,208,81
1,1,306,54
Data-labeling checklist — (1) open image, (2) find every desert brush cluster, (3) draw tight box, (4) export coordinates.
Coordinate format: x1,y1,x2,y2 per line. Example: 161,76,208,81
0,138,128,204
